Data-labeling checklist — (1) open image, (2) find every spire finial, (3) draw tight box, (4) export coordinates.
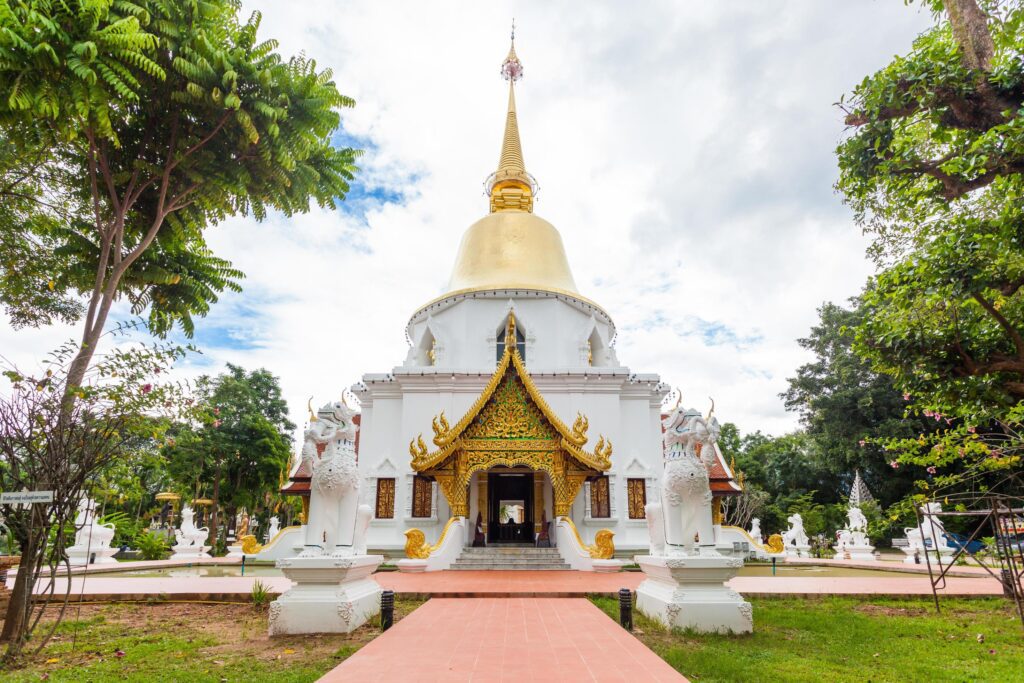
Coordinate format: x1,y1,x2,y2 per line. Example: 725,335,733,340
486,24,535,213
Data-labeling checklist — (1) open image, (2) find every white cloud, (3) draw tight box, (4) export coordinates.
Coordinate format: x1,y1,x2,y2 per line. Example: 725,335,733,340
2,1,932,439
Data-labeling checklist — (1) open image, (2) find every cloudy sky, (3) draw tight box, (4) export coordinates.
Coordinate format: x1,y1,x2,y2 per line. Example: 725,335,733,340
2,1,933,439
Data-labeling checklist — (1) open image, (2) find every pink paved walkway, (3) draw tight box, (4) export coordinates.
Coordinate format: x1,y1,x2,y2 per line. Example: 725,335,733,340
10,569,1004,600
319,597,685,683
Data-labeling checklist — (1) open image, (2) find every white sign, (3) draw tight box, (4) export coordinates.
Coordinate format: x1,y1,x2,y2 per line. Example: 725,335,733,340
1,491,54,504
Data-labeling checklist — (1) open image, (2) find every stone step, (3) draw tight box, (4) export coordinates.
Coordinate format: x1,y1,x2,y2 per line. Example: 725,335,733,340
452,558,564,566
449,564,571,570
459,549,561,556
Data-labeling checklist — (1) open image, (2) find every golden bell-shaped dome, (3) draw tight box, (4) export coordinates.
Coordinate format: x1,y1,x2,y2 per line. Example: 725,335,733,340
446,210,579,295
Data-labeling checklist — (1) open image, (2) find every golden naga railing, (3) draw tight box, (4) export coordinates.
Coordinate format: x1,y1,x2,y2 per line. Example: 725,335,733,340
404,516,461,559
560,516,615,560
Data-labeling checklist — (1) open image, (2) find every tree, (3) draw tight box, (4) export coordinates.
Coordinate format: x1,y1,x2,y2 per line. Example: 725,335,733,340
836,0,1024,485
163,365,293,547
0,337,189,656
783,300,939,505
0,0,357,388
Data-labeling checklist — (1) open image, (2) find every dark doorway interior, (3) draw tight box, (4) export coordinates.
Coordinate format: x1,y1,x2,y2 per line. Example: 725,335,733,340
488,469,534,544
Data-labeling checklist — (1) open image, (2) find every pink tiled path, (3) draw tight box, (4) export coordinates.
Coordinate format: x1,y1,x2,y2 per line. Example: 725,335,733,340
319,597,685,682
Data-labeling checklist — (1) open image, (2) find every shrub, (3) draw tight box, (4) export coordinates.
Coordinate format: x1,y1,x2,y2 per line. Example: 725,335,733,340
135,530,170,561
251,579,270,609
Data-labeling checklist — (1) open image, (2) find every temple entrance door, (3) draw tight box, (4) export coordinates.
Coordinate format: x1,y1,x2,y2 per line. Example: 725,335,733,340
487,469,534,544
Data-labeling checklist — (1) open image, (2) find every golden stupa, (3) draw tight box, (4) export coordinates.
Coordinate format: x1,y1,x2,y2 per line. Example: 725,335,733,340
444,37,580,298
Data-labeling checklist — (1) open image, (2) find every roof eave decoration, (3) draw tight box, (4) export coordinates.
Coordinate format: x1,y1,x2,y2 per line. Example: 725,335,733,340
410,313,612,472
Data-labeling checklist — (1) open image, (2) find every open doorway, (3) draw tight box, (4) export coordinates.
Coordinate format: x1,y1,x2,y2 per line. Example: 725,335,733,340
487,469,534,544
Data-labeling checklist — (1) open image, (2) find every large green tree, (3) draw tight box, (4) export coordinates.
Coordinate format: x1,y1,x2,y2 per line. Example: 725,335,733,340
0,0,357,387
163,364,294,547
836,0,1024,483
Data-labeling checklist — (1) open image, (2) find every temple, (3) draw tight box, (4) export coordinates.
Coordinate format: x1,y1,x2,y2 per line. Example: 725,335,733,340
303,34,740,561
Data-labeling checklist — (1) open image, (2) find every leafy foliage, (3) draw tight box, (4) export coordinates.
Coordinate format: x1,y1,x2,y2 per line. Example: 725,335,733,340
134,530,170,561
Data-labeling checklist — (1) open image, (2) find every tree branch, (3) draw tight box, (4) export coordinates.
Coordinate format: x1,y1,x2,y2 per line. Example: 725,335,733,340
971,290,1024,358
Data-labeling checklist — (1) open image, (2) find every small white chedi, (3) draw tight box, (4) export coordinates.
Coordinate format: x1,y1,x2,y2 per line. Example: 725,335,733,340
269,399,382,636
171,505,211,559
636,403,752,634
782,512,811,558
900,501,955,565
66,497,118,565
833,471,877,561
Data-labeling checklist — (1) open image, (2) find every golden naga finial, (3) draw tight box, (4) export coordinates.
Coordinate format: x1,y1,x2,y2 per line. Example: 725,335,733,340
432,412,452,446
409,435,429,462
706,396,716,421
570,412,589,446
675,390,683,409
340,392,350,408
307,397,317,422
594,435,613,464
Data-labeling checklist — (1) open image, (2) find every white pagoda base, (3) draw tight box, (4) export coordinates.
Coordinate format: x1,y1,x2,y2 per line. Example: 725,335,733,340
269,554,383,635
785,544,811,559
170,544,211,560
634,554,752,634
833,544,877,562
225,543,245,558
66,546,119,565
901,546,955,565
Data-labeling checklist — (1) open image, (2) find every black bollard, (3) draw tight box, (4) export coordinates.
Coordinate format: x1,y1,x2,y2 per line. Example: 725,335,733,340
618,588,632,631
241,555,246,577
771,557,776,576
381,589,395,631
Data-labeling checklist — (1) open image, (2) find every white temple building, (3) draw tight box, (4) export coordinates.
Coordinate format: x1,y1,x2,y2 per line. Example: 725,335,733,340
284,37,741,562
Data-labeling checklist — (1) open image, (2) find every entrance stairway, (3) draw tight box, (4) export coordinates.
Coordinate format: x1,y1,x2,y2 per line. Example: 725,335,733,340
450,545,570,570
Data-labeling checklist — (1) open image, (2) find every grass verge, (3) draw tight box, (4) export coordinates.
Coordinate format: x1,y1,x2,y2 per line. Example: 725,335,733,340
1,598,425,682
590,595,1024,683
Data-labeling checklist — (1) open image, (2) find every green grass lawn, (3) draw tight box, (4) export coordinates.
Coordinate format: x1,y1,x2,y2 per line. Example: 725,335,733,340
2,599,424,682
591,596,1024,683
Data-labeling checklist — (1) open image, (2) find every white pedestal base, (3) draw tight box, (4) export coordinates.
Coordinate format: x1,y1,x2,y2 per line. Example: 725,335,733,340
833,545,877,562
269,554,383,635
66,546,119,565
396,559,428,573
170,545,211,560
225,544,245,558
592,559,624,573
901,546,954,565
634,554,752,634
785,544,811,559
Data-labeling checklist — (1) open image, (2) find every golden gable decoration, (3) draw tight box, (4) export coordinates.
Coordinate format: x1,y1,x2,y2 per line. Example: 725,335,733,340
409,314,612,517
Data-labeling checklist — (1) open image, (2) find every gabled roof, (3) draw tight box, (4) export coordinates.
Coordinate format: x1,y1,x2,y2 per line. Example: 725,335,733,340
410,313,612,472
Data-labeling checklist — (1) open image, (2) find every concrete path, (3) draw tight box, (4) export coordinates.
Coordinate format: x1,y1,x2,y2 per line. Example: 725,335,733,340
319,597,685,682
10,569,1004,601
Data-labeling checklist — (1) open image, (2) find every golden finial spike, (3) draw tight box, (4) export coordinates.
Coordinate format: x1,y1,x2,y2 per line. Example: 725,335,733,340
706,397,716,421
674,391,682,409
506,312,517,351
307,397,317,422
489,27,534,213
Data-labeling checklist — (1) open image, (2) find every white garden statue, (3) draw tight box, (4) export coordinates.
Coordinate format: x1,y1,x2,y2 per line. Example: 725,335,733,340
67,497,118,565
171,505,211,559
265,515,281,542
749,518,763,544
635,399,751,634
782,512,811,557
847,506,868,532
270,397,382,636
833,505,876,561
900,501,954,564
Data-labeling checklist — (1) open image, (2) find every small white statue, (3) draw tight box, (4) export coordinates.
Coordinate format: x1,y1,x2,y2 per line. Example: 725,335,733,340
749,518,763,543
847,506,868,533
300,399,372,558
782,513,809,547
265,515,281,542
68,498,116,553
648,403,720,556
905,502,950,552
173,505,209,548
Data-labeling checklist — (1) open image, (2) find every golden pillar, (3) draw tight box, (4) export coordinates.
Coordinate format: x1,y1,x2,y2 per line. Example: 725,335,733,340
533,472,544,532
712,497,723,525
477,474,488,532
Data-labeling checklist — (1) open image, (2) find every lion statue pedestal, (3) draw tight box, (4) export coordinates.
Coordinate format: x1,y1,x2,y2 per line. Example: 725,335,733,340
269,399,383,635
833,506,877,562
635,402,752,634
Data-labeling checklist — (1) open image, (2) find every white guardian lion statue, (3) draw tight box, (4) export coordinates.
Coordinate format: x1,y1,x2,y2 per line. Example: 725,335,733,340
905,502,950,552
646,401,721,556
174,505,209,547
847,506,868,533
782,513,809,547
300,398,372,558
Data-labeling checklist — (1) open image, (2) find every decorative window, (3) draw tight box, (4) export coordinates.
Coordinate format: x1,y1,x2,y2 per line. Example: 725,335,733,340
412,476,433,518
496,324,526,362
627,478,647,519
590,476,611,518
375,478,396,519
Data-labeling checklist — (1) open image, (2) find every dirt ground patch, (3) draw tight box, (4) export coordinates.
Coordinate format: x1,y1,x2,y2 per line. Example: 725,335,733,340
852,603,930,617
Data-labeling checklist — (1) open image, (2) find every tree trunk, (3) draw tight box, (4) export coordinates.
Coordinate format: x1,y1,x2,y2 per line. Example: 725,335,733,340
943,0,994,71
1,513,41,651
207,463,221,549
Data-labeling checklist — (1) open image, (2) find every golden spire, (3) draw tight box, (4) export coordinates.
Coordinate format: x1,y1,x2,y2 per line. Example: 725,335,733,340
487,25,536,213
